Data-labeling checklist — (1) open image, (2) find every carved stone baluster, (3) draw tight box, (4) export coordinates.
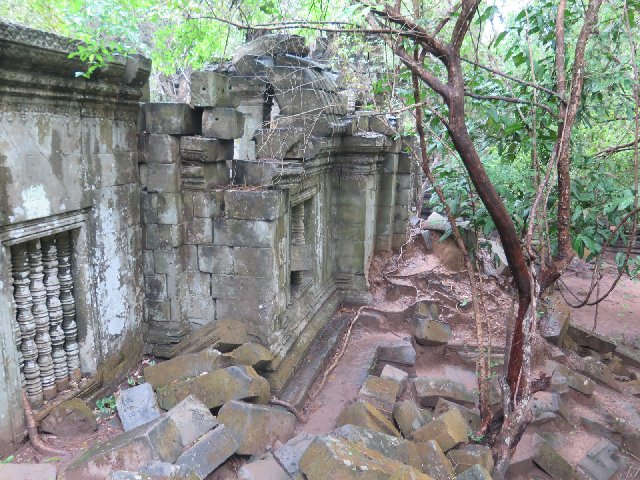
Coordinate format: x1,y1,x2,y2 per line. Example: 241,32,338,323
9,278,24,386
42,236,69,391
291,203,305,287
11,243,43,407
56,231,81,382
28,239,56,400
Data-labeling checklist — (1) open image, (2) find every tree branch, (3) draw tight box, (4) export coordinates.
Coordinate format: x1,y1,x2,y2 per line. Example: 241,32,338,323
464,91,556,117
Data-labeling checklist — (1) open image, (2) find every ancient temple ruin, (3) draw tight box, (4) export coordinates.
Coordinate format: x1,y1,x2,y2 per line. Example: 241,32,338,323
0,23,418,453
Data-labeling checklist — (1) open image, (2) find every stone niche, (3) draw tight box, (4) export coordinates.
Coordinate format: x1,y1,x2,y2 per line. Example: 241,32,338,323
0,22,150,454
138,34,418,396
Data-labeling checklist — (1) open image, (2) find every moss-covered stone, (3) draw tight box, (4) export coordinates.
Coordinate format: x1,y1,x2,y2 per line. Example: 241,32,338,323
410,409,470,453
336,400,401,437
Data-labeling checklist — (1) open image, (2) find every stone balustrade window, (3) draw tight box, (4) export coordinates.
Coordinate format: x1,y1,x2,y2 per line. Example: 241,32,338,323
290,197,315,294
10,230,81,408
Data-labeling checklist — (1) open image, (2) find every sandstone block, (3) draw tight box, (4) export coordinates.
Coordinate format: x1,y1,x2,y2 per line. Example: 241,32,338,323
531,434,576,480
231,34,309,62
175,425,239,479
335,400,401,437
146,163,180,193
420,440,455,480
144,349,232,389
299,435,431,480
139,461,200,479
568,324,617,354
447,445,494,475
380,364,409,387
529,391,568,425
410,409,470,452
156,365,270,410
165,395,218,446
40,398,97,437
413,318,452,346
578,356,621,392
254,128,305,159
224,189,285,221
273,432,317,475
202,108,245,139
217,400,296,455
358,375,401,413
392,400,428,437
540,300,570,346
213,218,279,248
116,383,162,431
414,378,478,408
180,136,234,163
275,89,348,116
456,464,493,480
615,346,640,369
145,103,198,135
228,342,274,369
190,71,231,107
414,301,440,321
434,398,480,433
183,217,213,245
377,342,417,366
0,463,57,480
140,133,180,164
578,439,624,480
545,359,595,395
238,453,290,480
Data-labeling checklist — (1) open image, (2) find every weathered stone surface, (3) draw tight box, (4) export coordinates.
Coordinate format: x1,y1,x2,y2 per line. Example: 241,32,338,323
109,472,152,480
578,356,621,392
273,432,317,475
227,342,274,369
116,383,162,431
156,365,270,410
275,89,348,116
622,431,640,458
414,378,478,408
531,434,576,480
254,128,305,159
434,399,480,433
139,461,201,479
615,346,640,369
392,400,428,437
455,464,493,480
335,400,401,437
410,409,470,453
418,440,456,480
447,445,493,476
413,318,452,346
545,360,595,395
40,398,97,437
332,424,442,474
145,163,180,193
378,342,417,366
231,34,309,63
567,324,617,354
175,425,239,479
217,400,296,455
202,108,245,139
540,299,571,346
180,136,234,163
530,391,568,425
145,103,198,135
190,71,231,107
140,134,180,164
578,439,624,480
66,416,183,480
380,364,409,387
300,435,432,480
144,348,232,389
0,464,57,480
224,190,285,221
358,375,401,413
165,395,218,446
238,453,290,480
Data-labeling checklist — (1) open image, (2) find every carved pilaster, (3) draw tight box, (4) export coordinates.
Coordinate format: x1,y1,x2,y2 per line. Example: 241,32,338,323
28,239,56,400
11,243,43,407
291,203,305,287
42,236,69,391
56,231,81,382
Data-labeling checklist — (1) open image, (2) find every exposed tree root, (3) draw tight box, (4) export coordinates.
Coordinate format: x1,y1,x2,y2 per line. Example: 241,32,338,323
22,390,68,457
269,397,308,423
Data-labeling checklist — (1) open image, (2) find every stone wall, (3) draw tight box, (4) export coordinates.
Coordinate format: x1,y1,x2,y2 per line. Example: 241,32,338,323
0,23,150,454
138,35,417,395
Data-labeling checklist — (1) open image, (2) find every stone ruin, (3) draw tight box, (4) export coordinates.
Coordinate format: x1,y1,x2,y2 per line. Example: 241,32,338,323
0,22,420,454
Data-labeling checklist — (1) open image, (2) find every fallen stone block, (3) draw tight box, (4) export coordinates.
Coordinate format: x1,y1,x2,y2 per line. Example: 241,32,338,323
116,383,162,431
392,400,429,437
545,360,595,395
507,432,536,477
622,431,640,458
217,400,296,455
377,342,417,366
335,400,401,437
413,318,452,346
139,461,201,479
331,424,435,474
231,34,309,63
175,425,239,479
421,440,456,480
567,324,617,354
550,370,570,395
411,409,470,452
275,89,348,116
227,342,273,369
540,299,570,346
530,391,568,425
273,432,317,475
608,356,636,379
190,71,231,108
531,434,576,480
144,348,232,389
299,435,432,479
434,398,481,432
238,453,290,480
358,375,401,413
165,395,218,446
145,103,198,135
0,464,57,480
202,108,245,139
380,364,409,387
615,346,640,369
254,128,305,159
456,464,493,480
414,300,440,320
578,356,621,392
66,416,183,480
447,445,494,476
40,398,97,437
578,439,625,480
156,365,270,410
414,377,478,408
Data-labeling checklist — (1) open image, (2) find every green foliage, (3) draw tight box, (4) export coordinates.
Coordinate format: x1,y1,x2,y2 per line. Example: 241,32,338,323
95,394,116,414
1,455,14,464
